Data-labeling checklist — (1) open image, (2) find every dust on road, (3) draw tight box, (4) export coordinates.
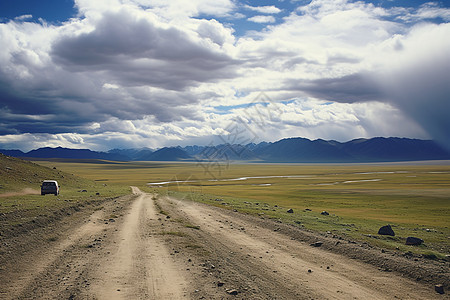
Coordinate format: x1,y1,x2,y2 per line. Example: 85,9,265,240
0,188,40,198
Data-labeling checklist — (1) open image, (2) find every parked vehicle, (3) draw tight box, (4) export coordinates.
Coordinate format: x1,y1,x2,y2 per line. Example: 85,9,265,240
41,180,60,196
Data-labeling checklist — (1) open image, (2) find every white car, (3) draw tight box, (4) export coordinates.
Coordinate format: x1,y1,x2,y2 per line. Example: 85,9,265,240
41,180,60,196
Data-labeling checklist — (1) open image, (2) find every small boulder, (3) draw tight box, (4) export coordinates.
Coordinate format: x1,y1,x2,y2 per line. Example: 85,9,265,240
321,211,329,216
287,208,294,213
310,242,323,247
406,237,423,246
435,284,444,294
226,289,238,295
378,225,395,236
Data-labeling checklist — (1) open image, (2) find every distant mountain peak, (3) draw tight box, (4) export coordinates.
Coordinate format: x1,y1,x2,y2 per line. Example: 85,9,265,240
1,137,449,163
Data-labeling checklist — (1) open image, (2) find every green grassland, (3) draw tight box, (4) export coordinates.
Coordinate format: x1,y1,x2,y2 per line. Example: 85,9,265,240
33,159,450,257
0,155,130,227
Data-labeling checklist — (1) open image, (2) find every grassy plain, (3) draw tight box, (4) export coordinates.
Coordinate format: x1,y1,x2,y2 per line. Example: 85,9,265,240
34,159,450,257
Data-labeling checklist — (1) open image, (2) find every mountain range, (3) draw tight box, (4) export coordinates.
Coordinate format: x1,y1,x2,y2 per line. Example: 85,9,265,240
1,137,449,163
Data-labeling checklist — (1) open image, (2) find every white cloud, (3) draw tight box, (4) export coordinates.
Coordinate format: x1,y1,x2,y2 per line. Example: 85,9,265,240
244,5,281,14
125,0,236,18
14,15,33,21
247,15,276,23
396,2,450,22
0,0,448,151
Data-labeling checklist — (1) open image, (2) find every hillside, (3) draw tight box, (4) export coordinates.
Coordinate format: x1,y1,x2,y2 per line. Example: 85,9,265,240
340,137,450,161
0,153,83,192
0,154,129,234
255,138,352,162
139,147,190,161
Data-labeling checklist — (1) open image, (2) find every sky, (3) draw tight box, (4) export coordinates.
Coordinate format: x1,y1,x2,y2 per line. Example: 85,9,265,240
0,0,449,152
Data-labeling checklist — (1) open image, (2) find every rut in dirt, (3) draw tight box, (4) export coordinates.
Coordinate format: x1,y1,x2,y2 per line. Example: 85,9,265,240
87,187,189,299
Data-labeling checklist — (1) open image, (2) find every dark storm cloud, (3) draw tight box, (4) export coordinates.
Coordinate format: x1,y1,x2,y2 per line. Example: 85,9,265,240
283,73,384,103
281,24,450,151
0,6,239,136
378,41,450,150
51,8,239,91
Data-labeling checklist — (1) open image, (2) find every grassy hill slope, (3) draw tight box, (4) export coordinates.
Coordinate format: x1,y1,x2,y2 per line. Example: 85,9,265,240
0,154,129,234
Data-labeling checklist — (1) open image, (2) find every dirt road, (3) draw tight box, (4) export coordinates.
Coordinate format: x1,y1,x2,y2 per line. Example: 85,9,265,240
0,188,447,299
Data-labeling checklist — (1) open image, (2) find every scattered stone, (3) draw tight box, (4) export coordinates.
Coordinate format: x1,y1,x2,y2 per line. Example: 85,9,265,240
320,211,329,216
378,225,395,236
294,221,301,224
96,192,100,195
287,208,294,213
310,242,323,247
166,216,170,219
435,284,444,294
226,289,238,295
307,269,312,273
305,208,312,211
217,281,224,287
406,237,423,245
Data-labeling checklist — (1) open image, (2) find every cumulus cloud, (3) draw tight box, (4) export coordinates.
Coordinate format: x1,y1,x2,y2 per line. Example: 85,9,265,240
230,0,450,149
0,3,239,136
244,5,281,14
247,15,276,23
126,0,236,18
0,0,448,151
